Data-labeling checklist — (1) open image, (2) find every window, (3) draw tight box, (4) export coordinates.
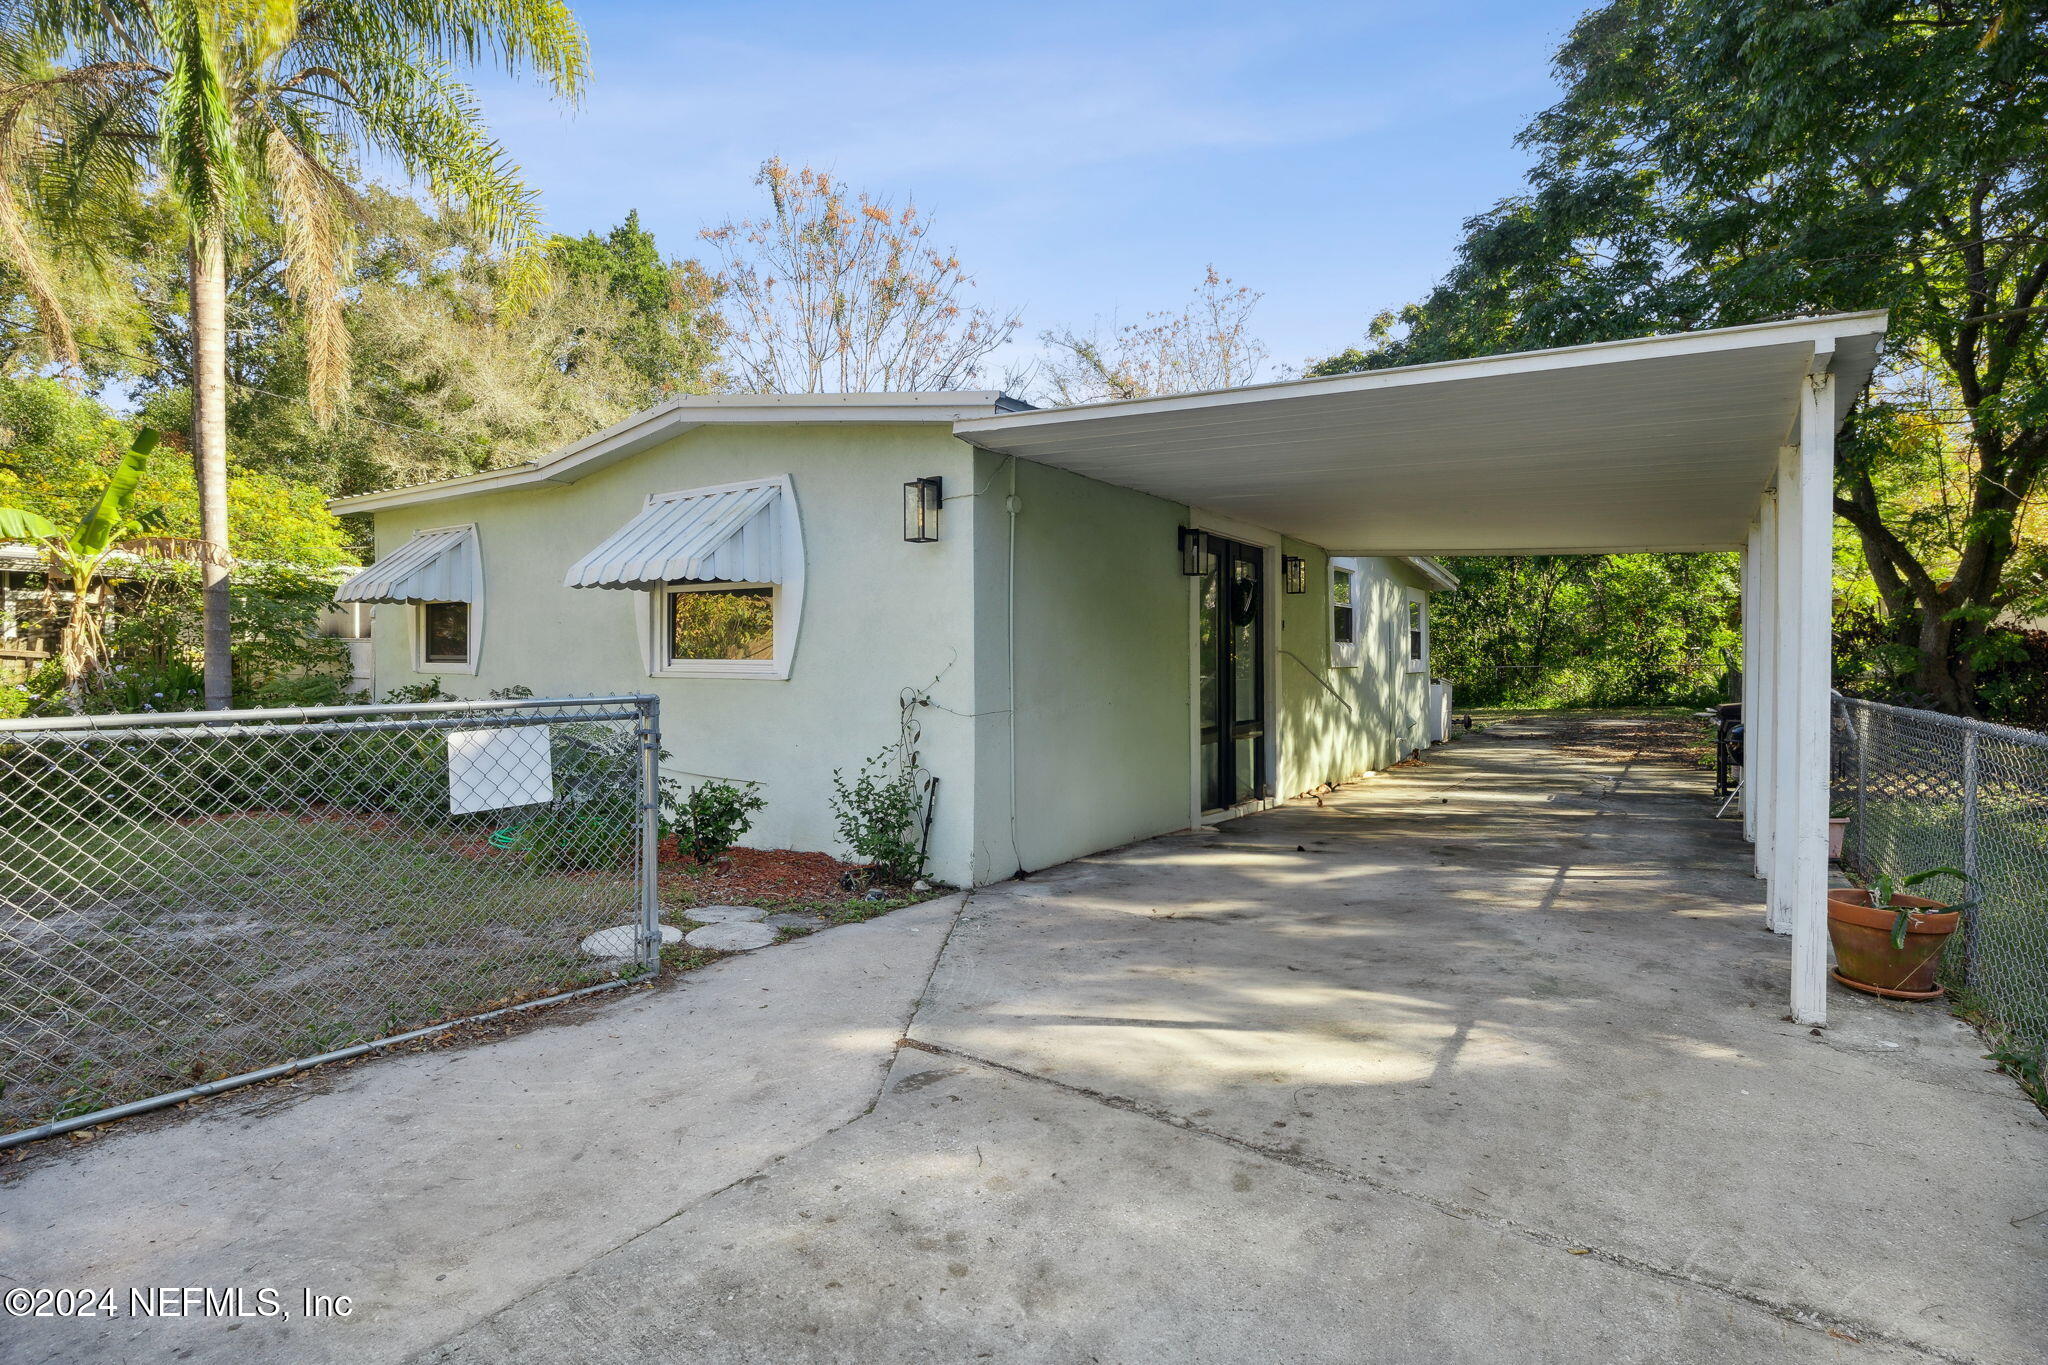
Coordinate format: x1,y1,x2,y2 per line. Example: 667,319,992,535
422,602,470,663
1330,561,1362,668
1332,568,1356,643
667,583,776,664
1405,594,1429,673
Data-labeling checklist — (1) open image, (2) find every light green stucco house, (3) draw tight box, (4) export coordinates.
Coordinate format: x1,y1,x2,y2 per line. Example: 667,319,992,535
331,391,1455,888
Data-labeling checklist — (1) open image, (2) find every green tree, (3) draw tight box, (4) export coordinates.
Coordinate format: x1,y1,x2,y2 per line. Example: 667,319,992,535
0,0,588,707
549,209,723,401
0,374,349,563
1312,2,2048,716
0,424,175,692
128,190,700,502
1431,553,1739,708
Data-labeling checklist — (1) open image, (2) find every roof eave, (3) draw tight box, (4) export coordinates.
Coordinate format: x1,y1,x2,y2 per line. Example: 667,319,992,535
953,311,1889,447
1400,557,1460,592
331,392,1015,515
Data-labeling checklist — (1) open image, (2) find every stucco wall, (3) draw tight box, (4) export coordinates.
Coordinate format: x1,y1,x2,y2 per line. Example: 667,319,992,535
367,422,986,886
970,457,1194,880
367,423,1442,888
968,459,1441,881
1277,546,1437,797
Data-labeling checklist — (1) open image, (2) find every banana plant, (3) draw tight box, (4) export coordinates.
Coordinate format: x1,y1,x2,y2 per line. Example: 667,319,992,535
0,428,215,701
1867,866,1979,951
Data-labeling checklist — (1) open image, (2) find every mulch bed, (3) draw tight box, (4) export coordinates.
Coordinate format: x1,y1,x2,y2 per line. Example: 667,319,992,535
659,845,868,907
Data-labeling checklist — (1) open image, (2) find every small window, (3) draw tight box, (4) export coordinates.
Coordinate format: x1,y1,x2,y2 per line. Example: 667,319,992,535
1406,596,1428,673
1332,568,1356,645
422,601,470,663
667,584,776,664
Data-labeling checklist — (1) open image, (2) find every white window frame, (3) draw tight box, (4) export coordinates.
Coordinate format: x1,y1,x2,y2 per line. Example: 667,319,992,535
651,580,787,680
411,598,479,676
1330,559,1363,669
1404,589,1430,674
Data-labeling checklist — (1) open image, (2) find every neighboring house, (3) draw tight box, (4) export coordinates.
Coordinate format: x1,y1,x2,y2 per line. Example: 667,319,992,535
0,544,64,680
330,393,1455,887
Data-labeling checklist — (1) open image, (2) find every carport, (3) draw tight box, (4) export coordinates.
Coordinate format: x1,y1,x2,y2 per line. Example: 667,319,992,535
955,311,1889,1025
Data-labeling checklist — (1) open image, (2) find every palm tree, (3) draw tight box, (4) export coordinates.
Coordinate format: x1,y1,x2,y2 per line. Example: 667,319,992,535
0,1,588,708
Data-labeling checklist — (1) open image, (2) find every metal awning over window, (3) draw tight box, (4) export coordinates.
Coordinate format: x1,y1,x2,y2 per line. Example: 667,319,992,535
335,525,478,604
565,480,783,591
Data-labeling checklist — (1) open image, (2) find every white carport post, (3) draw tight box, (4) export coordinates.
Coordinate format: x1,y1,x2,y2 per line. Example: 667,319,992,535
1751,492,1777,882
1785,366,1838,1025
1739,517,1760,845
1769,455,1800,936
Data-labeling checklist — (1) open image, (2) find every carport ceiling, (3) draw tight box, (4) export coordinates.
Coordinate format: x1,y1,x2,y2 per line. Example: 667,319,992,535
956,313,1887,556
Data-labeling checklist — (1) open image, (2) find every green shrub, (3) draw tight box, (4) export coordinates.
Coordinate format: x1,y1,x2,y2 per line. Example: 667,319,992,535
382,678,454,704
670,779,766,863
0,681,33,720
829,749,925,883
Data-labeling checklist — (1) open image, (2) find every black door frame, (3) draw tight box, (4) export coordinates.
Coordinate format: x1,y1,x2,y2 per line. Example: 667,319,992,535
1195,529,1273,814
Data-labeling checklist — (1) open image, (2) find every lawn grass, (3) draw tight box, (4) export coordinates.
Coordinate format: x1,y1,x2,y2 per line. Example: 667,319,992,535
2,811,640,1135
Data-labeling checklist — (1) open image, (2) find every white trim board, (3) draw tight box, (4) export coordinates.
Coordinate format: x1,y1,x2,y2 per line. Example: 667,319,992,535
332,393,1014,514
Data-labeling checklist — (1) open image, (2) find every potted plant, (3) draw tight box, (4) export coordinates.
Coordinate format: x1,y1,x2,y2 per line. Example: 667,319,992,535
1827,867,1975,1000
1827,802,1852,861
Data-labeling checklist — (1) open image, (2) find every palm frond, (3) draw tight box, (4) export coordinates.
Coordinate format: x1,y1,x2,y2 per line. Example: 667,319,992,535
154,0,245,231
312,0,588,99
257,107,351,420
348,55,542,261
0,174,78,363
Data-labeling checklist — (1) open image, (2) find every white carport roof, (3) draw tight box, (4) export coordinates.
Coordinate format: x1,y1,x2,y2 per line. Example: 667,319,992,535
954,313,1887,556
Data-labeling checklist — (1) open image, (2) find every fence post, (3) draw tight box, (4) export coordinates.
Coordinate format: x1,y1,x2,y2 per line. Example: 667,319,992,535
1959,729,1981,988
637,697,663,976
1853,703,1867,878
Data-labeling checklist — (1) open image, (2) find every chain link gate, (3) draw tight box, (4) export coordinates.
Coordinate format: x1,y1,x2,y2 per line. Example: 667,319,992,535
0,694,662,1147
1836,696,2048,1076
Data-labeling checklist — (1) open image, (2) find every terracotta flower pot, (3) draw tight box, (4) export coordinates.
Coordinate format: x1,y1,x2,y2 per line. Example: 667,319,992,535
1827,818,1849,861
1826,888,1959,1000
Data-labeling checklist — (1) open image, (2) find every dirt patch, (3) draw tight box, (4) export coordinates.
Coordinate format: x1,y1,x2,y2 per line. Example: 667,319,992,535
1518,711,1716,769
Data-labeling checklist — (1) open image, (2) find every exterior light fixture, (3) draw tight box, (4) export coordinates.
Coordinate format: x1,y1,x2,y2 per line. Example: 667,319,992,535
1282,554,1308,594
1178,526,1206,575
904,476,942,542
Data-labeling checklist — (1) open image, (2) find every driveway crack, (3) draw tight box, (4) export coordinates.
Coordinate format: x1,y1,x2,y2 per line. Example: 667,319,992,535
405,893,973,1364
898,1037,1975,1365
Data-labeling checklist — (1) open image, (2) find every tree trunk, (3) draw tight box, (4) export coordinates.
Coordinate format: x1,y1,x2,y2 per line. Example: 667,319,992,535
190,231,232,711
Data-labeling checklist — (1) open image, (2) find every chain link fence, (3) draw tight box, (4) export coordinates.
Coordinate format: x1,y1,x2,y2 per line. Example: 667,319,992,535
1,694,661,1147
1836,696,2048,1073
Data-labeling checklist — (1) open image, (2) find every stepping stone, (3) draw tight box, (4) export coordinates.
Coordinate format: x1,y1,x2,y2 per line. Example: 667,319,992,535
578,924,683,958
685,922,776,951
764,912,826,931
688,905,767,923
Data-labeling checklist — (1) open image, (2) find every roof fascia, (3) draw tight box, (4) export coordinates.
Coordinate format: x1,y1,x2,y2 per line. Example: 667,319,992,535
331,394,1006,515
953,312,1889,444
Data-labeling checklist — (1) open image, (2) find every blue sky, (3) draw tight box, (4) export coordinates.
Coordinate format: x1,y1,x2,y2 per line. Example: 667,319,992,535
467,1,1594,380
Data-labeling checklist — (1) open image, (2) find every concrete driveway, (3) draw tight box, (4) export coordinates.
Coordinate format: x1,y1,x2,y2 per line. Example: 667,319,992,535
5,716,2043,1364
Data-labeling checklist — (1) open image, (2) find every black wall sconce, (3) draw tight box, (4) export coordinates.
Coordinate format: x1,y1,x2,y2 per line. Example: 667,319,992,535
1282,554,1308,594
1178,526,1206,575
904,476,942,542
